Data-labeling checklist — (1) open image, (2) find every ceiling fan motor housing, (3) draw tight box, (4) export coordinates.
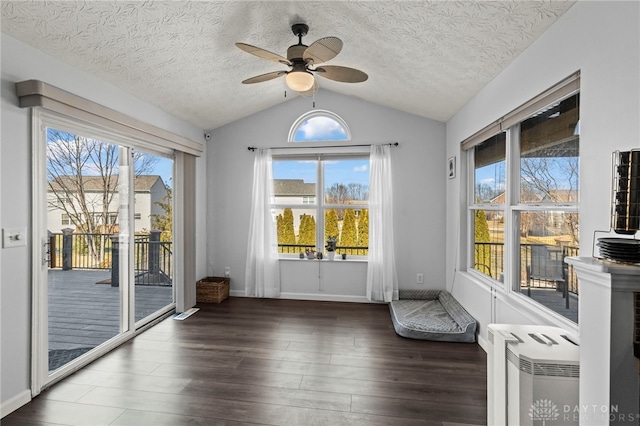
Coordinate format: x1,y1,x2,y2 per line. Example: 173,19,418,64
287,44,308,62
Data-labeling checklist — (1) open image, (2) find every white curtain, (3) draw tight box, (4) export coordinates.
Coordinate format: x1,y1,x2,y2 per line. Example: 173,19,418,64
245,149,280,297
366,144,398,302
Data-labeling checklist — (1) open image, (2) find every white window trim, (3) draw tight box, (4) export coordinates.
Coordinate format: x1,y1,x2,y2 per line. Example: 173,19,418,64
273,153,370,258
462,77,580,323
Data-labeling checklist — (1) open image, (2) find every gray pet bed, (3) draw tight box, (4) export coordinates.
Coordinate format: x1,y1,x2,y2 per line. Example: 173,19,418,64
389,290,477,342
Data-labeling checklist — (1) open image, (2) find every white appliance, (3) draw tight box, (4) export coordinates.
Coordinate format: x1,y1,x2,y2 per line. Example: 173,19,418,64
487,324,580,426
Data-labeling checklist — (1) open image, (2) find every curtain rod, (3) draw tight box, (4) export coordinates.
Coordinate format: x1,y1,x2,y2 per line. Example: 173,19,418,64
247,142,398,151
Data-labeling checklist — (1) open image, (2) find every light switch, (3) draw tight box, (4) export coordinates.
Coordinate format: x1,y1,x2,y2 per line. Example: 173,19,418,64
2,228,27,248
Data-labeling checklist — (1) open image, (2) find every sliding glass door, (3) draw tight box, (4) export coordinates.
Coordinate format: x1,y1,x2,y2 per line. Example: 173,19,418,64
132,153,174,326
33,112,175,393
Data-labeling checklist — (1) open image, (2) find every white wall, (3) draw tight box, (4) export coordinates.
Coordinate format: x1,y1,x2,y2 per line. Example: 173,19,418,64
207,90,446,299
445,1,640,345
0,34,207,413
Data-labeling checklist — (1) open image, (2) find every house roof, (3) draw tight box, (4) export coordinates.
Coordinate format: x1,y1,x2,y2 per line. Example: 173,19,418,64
49,175,163,193
0,1,575,130
273,179,315,197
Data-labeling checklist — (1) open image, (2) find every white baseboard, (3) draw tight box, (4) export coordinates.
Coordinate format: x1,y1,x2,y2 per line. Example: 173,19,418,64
229,290,376,304
1,390,31,419
477,332,489,353
279,292,375,303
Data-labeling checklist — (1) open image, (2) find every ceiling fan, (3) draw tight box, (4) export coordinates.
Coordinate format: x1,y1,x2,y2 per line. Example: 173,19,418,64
236,23,368,96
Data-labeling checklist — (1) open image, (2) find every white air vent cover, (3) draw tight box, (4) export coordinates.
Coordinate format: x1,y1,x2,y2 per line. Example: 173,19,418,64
488,324,579,426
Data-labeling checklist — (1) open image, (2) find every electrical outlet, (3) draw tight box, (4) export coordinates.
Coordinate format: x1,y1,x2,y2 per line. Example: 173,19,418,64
416,273,424,284
224,266,231,277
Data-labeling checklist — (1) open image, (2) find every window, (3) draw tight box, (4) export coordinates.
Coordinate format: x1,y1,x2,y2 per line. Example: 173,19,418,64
61,213,71,226
288,110,351,142
272,155,369,256
471,133,506,279
464,75,580,322
134,213,141,220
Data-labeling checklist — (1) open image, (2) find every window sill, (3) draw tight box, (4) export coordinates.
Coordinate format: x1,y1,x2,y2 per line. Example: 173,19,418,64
278,256,368,263
458,269,579,334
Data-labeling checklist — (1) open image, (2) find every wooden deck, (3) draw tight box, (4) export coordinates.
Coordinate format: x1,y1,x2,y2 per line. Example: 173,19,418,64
521,286,579,323
48,270,173,352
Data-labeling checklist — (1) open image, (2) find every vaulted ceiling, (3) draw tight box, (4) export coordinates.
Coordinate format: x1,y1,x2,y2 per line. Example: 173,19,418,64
1,1,575,131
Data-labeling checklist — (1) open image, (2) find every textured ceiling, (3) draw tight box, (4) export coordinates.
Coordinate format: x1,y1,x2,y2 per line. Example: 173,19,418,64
1,1,575,131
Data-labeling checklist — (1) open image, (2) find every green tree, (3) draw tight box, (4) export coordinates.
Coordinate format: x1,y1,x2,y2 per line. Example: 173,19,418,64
474,210,492,276
325,209,339,244
357,209,369,251
277,208,296,250
150,186,172,242
340,209,358,250
298,214,316,247
282,208,296,244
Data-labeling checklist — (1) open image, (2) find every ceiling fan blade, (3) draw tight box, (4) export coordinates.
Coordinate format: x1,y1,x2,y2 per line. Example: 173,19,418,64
315,65,368,83
303,37,343,64
299,79,319,98
241,71,286,84
235,42,291,65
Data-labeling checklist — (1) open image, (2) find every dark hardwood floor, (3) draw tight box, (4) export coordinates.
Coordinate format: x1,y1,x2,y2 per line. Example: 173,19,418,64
3,297,487,426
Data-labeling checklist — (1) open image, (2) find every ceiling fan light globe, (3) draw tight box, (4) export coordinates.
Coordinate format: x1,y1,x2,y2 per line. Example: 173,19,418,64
285,71,315,92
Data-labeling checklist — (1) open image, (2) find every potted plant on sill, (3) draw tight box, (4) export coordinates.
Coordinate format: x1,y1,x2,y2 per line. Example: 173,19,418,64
325,236,337,260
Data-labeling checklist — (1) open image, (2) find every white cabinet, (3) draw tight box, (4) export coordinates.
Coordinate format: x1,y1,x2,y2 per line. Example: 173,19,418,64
279,258,368,301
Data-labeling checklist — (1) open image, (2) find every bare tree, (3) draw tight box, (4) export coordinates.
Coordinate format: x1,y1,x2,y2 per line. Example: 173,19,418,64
325,182,369,220
521,156,579,243
47,129,157,265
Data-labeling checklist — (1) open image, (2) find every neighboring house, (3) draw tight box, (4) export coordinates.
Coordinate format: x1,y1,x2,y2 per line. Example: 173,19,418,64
47,175,168,234
273,179,367,233
273,179,315,231
273,179,316,205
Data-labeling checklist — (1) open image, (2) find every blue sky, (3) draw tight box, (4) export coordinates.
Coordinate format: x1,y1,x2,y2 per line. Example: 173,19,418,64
273,158,370,187
153,157,173,188
47,128,174,188
275,115,369,187
293,116,348,141
475,162,505,194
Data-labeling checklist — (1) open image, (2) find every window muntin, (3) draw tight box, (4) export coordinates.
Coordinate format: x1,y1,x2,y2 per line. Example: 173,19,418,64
466,91,580,323
273,155,369,256
288,110,351,142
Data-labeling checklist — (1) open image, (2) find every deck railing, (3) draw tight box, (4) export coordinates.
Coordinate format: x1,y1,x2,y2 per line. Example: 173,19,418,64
474,242,579,295
48,230,172,286
278,244,368,256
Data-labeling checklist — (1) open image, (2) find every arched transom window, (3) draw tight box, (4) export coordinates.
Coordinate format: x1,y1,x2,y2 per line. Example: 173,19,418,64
288,110,351,142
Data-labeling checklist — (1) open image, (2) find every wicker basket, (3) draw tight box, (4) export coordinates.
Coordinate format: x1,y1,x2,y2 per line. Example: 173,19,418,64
196,276,230,303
